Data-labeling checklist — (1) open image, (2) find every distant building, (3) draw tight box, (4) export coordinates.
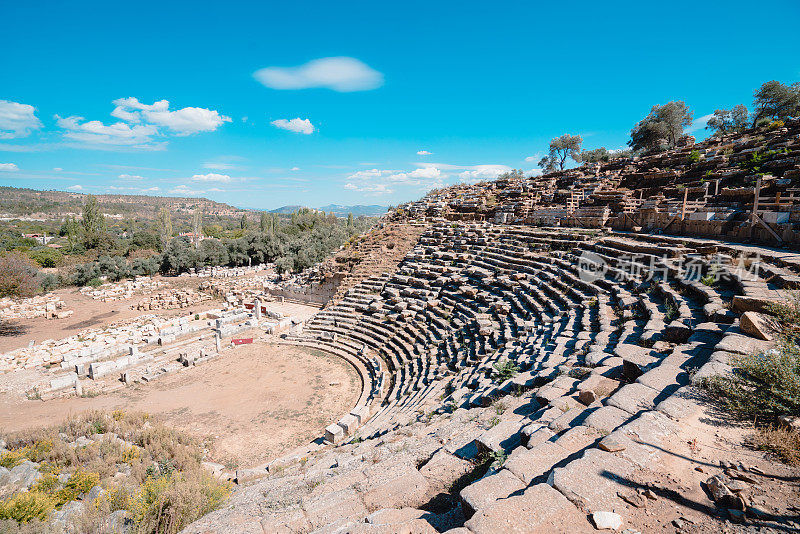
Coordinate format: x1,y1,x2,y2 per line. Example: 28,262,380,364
23,233,54,245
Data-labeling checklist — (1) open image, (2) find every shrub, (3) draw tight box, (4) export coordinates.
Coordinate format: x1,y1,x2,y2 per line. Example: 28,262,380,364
27,248,63,269
492,359,519,382
0,253,40,298
768,120,786,130
687,150,701,163
86,277,102,288
701,345,800,422
0,491,55,523
748,425,800,465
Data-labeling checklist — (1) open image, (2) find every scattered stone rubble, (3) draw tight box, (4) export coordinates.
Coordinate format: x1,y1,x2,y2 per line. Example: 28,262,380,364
0,294,71,320
79,276,166,301
135,287,211,310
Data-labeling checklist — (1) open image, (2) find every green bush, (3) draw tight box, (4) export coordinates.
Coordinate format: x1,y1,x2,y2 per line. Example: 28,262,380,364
0,491,54,523
687,150,701,163
492,359,519,382
701,344,800,422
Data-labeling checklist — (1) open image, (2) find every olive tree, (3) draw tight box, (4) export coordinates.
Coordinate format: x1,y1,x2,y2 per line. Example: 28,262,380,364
628,101,693,152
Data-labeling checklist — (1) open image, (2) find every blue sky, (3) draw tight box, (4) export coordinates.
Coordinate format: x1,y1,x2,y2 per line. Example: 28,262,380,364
1,0,799,209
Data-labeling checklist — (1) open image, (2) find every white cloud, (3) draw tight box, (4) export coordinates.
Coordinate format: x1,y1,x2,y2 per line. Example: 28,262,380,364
207,187,225,192
169,184,206,196
271,118,315,134
344,182,394,195
254,57,384,92
56,115,160,148
686,113,713,134
458,164,512,182
0,163,18,171
142,187,160,192
290,166,300,171
191,173,231,183
53,167,63,171
57,98,230,149
67,184,83,190
118,174,144,180
524,154,541,162
417,150,432,156
0,100,42,139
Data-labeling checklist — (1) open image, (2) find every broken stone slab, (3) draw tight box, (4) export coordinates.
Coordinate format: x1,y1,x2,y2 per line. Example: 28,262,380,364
459,468,526,517
592,511,623,530
549,448,635,514
739,311,774,341
464,483,592,533
418,449,472,492
655,386,702,422
504,441,570,485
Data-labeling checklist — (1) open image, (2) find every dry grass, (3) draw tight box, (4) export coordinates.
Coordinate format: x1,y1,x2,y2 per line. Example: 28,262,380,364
0,410,230,533
749,426,800,466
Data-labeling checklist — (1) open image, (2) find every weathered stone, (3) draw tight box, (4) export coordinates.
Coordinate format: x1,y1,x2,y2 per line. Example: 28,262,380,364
504,442,569,484
592,511,623,530
606,383,660,415
459,468,526,517
550,448,635,513
583,405,630,435
302,488,369,529
418,449,472,491
739,311,773,341
464,483,592,533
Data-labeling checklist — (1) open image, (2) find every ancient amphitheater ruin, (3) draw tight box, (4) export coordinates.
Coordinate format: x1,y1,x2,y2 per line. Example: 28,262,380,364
2,119,800,532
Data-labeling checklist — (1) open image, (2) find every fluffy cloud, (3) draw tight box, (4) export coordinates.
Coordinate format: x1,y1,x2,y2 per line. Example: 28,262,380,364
67,185,83,190
56,115,160,148
457,164,512,182
417,150,432,156
0,100,42,139
271,118,315,134
524,154,541,162
142,187,160,192
254,57,384,92
344,182,394,195
118,174,144,180
0,163,18,171
191,173,231,183
112,97,231,135
57,97,230,149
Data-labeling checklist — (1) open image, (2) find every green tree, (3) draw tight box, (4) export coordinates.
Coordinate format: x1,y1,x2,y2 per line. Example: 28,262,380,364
628,101,693,153
239,214,248,230
81,195,106,249
60,215,80,252
752,80,800,126
537,155,559,174
577,147,610,164
706,104,749,135
157,207,173,250
544,134,583,171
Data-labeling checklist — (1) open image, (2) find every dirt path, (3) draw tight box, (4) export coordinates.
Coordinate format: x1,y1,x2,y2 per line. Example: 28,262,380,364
0,343,360,469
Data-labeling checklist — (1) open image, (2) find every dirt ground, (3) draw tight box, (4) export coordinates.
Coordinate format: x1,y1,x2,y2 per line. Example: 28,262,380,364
0,342,360,469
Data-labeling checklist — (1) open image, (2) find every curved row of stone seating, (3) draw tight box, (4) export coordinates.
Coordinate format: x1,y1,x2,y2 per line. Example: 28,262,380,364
185,225,795,533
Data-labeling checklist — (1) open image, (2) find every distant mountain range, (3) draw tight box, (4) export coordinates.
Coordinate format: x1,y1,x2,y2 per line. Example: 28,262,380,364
269,204,388,217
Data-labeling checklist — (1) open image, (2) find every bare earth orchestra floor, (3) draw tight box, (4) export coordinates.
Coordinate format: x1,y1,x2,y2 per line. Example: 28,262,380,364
0,342,360,468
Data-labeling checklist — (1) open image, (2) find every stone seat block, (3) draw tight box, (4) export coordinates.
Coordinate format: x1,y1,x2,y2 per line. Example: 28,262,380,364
504,441,569,484
549,447,635,514
464,483,592,534
582,405,630,434
606,382,660,415
635,364,689,392
459,468,526,517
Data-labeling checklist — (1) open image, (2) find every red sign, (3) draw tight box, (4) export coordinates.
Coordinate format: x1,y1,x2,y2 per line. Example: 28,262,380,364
231,338,253,345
